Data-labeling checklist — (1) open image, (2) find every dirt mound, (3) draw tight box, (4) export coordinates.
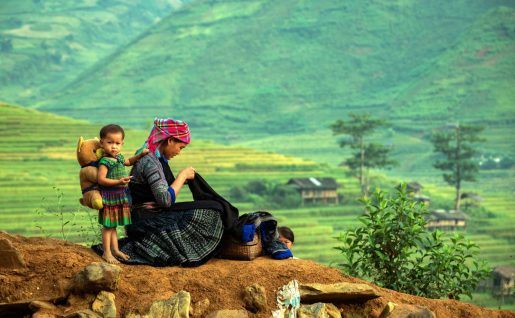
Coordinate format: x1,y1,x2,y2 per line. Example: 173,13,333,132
0,231,513,317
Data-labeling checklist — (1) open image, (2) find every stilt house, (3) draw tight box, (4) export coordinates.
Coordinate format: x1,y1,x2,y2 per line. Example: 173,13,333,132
287,177,339,205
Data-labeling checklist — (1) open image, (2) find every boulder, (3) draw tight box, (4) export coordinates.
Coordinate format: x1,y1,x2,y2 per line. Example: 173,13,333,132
0,237,26,269
62,309,102,318
206,309,249,318
91,291,116,318
298,302,341,318
379,302,436,318
32,312,58,318
126,291,190,318
242,283,267,313
29,300,57,312
72,262,121,293
191,298,210,318
299,282,380,303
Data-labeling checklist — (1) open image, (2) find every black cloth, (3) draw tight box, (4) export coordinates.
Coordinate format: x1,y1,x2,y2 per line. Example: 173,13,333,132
187,173,239,230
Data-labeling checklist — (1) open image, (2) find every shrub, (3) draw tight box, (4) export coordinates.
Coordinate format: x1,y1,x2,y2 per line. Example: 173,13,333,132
335,184,490,299
228,179,301,208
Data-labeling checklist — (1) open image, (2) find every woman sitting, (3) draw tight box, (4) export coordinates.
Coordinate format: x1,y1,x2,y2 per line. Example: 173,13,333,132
101,118,237,266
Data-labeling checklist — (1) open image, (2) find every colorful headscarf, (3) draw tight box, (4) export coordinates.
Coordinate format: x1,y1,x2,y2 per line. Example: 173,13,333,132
143,118,190,154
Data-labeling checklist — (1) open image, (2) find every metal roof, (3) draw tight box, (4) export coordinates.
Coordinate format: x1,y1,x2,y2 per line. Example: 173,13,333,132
287,178,339,190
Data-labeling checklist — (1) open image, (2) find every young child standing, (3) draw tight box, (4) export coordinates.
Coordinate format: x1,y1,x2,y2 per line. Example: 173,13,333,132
97,124,148,264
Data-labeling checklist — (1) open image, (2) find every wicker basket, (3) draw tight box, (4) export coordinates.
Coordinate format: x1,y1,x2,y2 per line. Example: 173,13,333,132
219,231,262,261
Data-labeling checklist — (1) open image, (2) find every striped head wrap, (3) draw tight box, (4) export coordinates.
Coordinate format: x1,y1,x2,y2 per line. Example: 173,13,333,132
144,118,190,154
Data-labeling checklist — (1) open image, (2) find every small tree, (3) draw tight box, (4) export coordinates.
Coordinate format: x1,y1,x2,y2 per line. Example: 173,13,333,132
330,113,395,195
0,36,13,53
431,123,485,210
335,185,490,299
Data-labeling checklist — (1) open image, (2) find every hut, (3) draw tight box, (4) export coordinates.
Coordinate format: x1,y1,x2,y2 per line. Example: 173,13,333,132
413,194,431,206
425,209,468,231
406,181,423,194
287,178,339,205
492,266,515,297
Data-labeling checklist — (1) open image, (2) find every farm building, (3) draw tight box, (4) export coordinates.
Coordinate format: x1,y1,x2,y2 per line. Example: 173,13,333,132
396,181,424,194
413,194,431,205
406,181,423,194
397,182,430,205
425,209,468,231
287,177,339,205
492,266,515,297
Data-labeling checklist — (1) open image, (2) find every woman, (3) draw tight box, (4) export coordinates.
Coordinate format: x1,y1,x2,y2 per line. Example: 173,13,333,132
110,118,236,266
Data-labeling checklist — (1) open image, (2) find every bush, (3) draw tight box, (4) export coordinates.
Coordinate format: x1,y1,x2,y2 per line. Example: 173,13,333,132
335,184,490,299
270,184,302,208
228,180,301,208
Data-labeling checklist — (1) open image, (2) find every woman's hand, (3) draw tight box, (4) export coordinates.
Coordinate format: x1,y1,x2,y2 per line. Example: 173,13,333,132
178,166,196,181
170,167,195,200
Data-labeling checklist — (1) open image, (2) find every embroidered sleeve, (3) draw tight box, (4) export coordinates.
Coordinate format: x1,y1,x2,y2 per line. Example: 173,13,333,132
138,155,172,207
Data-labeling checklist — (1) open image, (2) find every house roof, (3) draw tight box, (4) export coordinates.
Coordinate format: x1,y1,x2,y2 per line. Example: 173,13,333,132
414,195,430,202
407,181,423,192
428,209,468,220
396,182,423,192
494,266,515,279
287,178,339,190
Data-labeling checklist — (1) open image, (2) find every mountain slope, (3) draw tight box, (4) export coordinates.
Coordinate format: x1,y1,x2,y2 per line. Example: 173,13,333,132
0,0,189,105
34,0,514,146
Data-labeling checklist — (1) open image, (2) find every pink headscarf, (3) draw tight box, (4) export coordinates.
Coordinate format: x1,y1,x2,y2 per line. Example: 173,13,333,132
144,118,190,154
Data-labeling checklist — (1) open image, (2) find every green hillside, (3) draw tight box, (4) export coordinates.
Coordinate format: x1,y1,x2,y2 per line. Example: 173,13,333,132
32,1,514,143
0,0,188,105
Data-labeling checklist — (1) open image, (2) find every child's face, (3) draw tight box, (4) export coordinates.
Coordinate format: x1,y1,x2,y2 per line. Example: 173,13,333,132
100,132,124,157
278,234,293,249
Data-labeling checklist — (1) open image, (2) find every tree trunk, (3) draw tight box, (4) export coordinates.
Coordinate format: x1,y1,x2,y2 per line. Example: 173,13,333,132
455,126,462,211
455,182,461,211
360,137,366,195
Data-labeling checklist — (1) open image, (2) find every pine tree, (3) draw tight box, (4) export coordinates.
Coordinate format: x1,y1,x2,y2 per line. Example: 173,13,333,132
431,123,485,210
331,113,395,195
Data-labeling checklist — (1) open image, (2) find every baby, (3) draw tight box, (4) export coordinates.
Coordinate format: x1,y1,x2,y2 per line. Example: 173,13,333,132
278,226,295,250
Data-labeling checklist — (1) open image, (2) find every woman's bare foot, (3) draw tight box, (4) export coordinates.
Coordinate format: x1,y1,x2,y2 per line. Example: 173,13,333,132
113,250,130,261
102,252,120,264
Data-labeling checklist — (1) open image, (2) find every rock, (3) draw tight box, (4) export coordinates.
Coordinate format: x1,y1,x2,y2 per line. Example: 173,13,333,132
299,282,380,303
67,293,97,307
62,309,102,318
126,291,191,318
379,302,436,318
32,312,58,318
0,237,26,269
91,291,116,318
29,300,57,311
191,298,210,318
72,262,121,293
206,309,249,318
242,283,267,313
298,302,341,318
0,301,32,317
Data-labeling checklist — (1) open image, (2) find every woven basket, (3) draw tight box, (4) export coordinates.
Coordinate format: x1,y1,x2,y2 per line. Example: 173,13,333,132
220,231,262,261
